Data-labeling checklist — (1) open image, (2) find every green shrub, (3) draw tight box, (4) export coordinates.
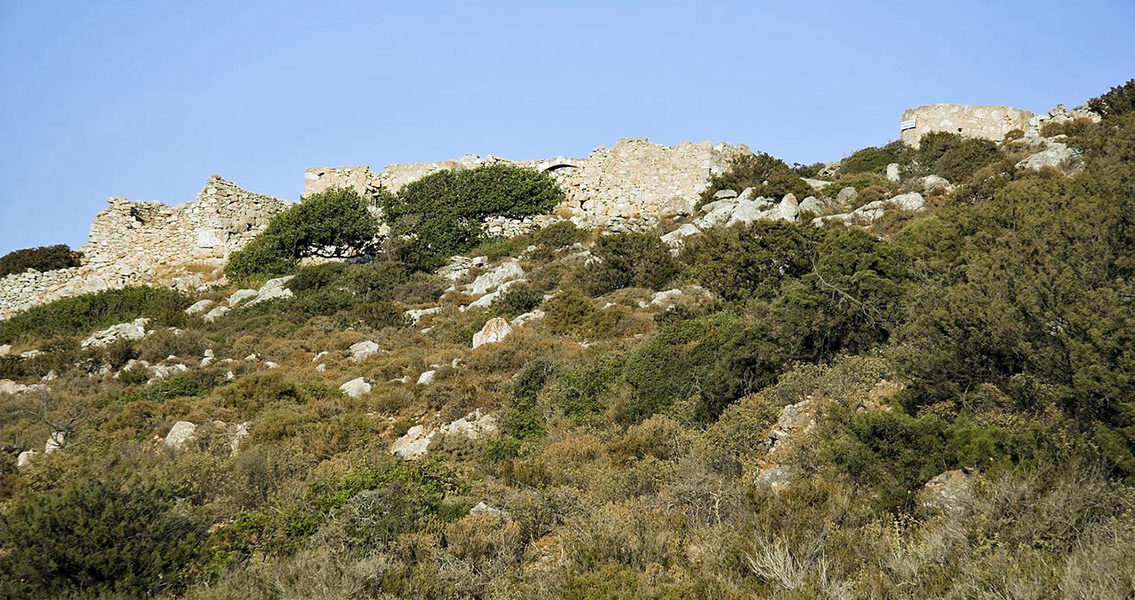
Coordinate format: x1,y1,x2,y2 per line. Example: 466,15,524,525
680,221,819,303
577,232,677,296
382,164,564,270
913,132,1000,183
701,152,812,205
0,244,82,278
1087,78,1135,118
347,260,408,300
839,141,907,175
492,281,544,317
353,301,407,329
225,188,380,283
0,473,208,598
0,286,190,345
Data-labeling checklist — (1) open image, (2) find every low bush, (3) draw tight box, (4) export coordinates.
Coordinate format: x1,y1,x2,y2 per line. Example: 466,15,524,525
680,221,819,303
0,244,82,278
0,286,190,345
1087,78,1135,118
912,132,1000,183
839,141,907,175
577,232,677,296
701,152,813,205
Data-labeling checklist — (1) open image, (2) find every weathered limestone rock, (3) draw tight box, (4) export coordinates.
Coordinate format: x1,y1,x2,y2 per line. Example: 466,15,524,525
405,306,443,324
441,409,499,439
44,430,67,454
661,223,701,250
511,309,545,326
467,259,525,295
0,379,50,396
203,306,229,322
918,175,951,192
886,163,901,181
228,289,258,306
230,422,251,454
348,340,381,362
0,344,9,357
340,377,373,398
165,421,198,451
798,196,826,215
391,425,436,459
17,449,37,469
1016,141,1082,173
150,363,188,381
473,318,512,349
753,465,794,492
466,279,526,311
836,186,858,206
185,299,214,315
245,276,294,307
417,370,437,385
888,192,925,212
918,469,974,514
81,318,149,348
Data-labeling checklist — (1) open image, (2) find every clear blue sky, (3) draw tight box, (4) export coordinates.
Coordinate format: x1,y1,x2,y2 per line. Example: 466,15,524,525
1,0,1132,254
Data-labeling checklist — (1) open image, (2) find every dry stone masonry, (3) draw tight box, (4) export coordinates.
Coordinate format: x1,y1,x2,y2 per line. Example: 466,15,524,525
0,176,286,320
900,104,1034,148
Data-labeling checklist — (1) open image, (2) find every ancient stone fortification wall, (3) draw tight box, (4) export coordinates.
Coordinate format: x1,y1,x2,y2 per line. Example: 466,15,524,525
0,176,286,320
901,104,1034,148
303,138,749,225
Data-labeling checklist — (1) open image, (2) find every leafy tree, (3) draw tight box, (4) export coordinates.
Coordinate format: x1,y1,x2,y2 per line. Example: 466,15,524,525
680,221,820,303
225,188,380,282
381,164,564,270
839,141,908,176
912,132,1000,183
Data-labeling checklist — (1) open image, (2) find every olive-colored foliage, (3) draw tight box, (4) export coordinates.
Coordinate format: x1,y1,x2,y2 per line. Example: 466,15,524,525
912,132,1000,183
839,141,908,175
0,472,208,598
1087,78,1135,118
382,164,564,270
0,286,190,345
701,152,813,205
897,112,1135,477
577,232,677,296
0,244,82,278
225,188,380,283
680,221,819,303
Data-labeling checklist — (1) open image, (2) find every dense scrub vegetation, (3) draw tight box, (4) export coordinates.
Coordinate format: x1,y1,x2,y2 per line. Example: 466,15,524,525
2,84,1135,599
382,164,565,270
0,244,82,278
225,188,381,283
700,152,813,204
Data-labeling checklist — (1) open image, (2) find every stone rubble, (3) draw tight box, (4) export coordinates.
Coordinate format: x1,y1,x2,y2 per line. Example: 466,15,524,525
473,317,513,349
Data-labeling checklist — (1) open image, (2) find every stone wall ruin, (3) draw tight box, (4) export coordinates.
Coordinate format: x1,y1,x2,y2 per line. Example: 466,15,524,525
900,104,1034,148
0,176,287,320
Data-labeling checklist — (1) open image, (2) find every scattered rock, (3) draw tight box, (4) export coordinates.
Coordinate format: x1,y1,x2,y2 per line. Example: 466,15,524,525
918,175,950,192
17,449,37,469
1017,141,1082,173
44,430,67,454
264,361,279,369
836,186,858,206
165,421,198,451
660,223,701,249
802,178,831,190
349,340,381,362
887,191,925,211
467,259,525,295
203,306,230,322
440,409,499,439
200,349,215,368
798,196,826,214
391,425,436,459
81,318,149,348
0,344,10,357
713,189,738,199
473,317,512,349
754,465,794,492
886,163,901,181
918,469,974,514
185,299,214,315
417,370,437,385
245,276,295,306
470,501,506,519
230,421,251,454
405,306,443,324
150,363,188,380
0,379,50,395
512,309,545,326
649,289,683,307
228,289,259,306
340,377,373,398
